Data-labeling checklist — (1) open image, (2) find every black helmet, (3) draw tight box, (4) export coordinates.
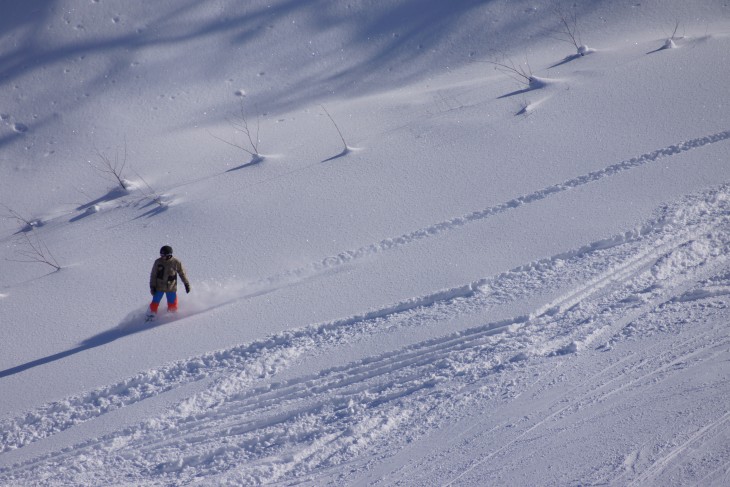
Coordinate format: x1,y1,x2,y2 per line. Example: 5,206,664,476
160,245,173,256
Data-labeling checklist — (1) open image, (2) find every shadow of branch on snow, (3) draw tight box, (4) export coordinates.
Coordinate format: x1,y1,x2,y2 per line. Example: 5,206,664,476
225,155,265,172
321,147,351,163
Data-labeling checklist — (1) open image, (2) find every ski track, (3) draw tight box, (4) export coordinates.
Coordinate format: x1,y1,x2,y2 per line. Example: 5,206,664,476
270,129,730,283
379,258,730,487
5,130,727,274
0,172,713,455
440,255,730,485
437,331,730,487
625,411,730,487
1,182,730,484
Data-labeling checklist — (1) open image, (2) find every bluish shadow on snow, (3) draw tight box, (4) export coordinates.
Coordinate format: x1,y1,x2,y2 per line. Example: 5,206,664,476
77,186,128,211
0,131,26,152
646,42,675,55
11,219,45,235
0,304,201,379
0,315,162,379
497,86,536,99
69,211,94,223
0,275,323,379
0,0,605,138
497,78,549,99
69,205,101,223
548,53,584,68
0,0,59,65
225,155,265,172
133,199,169,219
321,147,351,163
0,285,229,379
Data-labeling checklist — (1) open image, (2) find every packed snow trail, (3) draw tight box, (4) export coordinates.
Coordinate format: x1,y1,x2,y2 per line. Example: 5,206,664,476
1,186,729,485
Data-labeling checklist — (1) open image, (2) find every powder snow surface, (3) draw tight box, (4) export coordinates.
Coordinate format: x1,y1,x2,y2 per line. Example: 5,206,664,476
1,1,730,485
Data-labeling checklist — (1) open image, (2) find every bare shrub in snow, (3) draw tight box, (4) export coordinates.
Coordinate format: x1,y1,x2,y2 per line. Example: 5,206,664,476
1,204,43,232
663,21,682,49
133,171,168,209
648,21,684,53
486,55,547,89
91,141,134,191
550,3,592,56
516,97,534,117
320,105,353,161
8,232,62,271
210,99,263,163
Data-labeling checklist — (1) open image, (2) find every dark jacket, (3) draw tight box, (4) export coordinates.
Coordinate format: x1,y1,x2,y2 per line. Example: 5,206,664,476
150,256,189,293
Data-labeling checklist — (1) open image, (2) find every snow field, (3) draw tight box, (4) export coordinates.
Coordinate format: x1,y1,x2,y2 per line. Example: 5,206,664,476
2,0,730,485
2,184,730,485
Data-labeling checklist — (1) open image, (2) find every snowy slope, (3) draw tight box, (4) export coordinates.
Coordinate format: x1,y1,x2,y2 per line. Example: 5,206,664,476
1,0,730,485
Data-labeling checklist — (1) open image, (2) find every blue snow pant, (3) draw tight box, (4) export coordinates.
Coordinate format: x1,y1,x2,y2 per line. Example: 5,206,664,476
150,291,177,313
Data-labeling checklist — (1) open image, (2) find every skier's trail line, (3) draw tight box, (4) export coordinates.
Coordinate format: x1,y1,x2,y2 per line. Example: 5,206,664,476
6,214,728,485
441,275,729,486
2,186,729,484
2,184,728,456
263,129,730,283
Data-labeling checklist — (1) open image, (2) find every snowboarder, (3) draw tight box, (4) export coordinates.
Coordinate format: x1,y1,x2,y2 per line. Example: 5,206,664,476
147,245,190,319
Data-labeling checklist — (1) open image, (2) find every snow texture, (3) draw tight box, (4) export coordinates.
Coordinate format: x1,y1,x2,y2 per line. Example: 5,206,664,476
1,0,730,485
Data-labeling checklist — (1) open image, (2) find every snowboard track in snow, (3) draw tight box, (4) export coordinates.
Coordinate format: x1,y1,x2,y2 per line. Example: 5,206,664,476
265,129,730,284
2,183,730,485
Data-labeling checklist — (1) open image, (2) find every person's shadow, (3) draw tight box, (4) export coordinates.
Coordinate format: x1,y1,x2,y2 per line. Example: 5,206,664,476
0,314,164,379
